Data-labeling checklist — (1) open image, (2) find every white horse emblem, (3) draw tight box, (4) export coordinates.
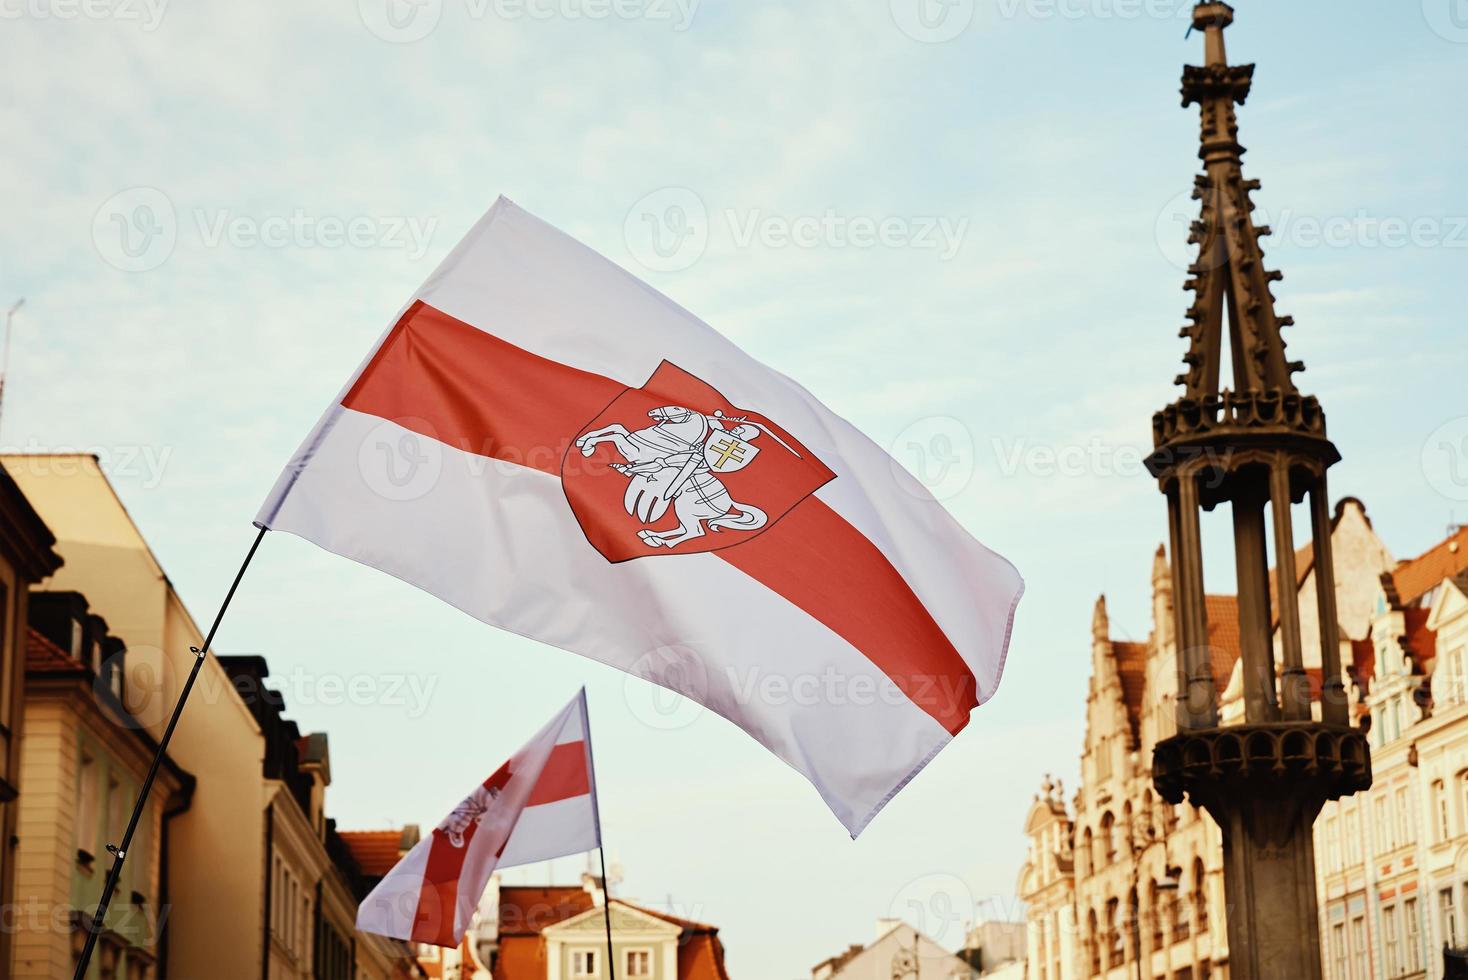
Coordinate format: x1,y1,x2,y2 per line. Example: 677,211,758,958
575,405,801,550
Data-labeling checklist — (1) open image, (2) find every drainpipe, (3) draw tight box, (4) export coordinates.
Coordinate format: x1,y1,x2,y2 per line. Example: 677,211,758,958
156,777,195,980
262,805,273,980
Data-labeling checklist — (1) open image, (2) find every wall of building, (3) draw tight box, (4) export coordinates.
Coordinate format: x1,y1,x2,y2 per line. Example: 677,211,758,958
4,455,267,978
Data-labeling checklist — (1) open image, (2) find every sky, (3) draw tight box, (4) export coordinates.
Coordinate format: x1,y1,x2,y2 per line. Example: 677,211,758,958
3,1,1466,976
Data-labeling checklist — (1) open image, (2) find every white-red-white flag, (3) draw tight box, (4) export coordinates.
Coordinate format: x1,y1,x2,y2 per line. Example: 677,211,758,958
258,197,1023,836
356,690,599,947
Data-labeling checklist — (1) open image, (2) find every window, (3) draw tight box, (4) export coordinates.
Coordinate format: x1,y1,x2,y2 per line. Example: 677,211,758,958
1101,812,1117,866
1395,788,1412,847
1350,916,1367,980
1330,922,1346,980
1193,858,1209,934
625,950,652,977
1404,897,1421,973
1441,888,1459,949
1383,906,1399,976
1434,781,1451,842
76,753,98,860
1095,736,1111,781
1374,797,1390,853
105,775,124,847
1322,816,1339,872
1344,806,1361,865
571,949,598,978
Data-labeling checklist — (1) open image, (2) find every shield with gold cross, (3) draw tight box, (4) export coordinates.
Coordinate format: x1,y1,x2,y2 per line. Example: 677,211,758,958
703,431,760,473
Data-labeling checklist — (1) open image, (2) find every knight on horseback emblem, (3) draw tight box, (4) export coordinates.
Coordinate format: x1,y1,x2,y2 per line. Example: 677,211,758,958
575,405,801,550
562,361,835,562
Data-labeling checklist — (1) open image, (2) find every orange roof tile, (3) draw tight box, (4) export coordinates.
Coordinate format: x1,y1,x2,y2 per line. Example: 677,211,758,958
26,627,84,674
1205,594,1242,690
1393,527,1468,607
1402,607,1436,673
498,886,595,937
339,830,406,876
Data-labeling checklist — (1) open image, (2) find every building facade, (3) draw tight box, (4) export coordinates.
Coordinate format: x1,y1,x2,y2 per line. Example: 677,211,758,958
2,453,422,978
0,467,65,975
1019,509,1468,980
432,873,731,980
13,591,193,979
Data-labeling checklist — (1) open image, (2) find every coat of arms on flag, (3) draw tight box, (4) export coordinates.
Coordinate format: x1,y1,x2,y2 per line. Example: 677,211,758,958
564,361,835,563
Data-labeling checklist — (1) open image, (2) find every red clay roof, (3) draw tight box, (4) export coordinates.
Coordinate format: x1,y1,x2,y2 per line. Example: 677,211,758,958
499,886,595,937
1205,594,1243,690
339,830,406,876
1112,642,1148,741
1403,607,1437,672
26,627,83,674
1393,527,1468,607
492,892,729,980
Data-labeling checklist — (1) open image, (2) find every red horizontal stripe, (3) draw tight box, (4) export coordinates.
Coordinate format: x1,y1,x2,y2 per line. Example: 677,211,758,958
718,501,976,734
527,741,592,807
344,300,624,473
343,302,976,733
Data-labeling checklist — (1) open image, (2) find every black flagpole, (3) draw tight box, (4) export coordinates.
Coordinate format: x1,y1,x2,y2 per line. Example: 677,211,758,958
583,693,617,980
598,844,618,980
73,525,268,980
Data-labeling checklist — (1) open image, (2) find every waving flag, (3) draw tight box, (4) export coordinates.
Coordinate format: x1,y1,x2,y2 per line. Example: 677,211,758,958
258,197,1022,835
357,691,599,946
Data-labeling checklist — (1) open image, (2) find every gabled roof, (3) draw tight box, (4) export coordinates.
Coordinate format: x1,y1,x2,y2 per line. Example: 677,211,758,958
1392,527,1468,608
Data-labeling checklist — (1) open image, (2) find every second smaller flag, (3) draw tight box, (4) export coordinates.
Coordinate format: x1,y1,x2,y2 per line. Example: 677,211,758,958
357,689,600,947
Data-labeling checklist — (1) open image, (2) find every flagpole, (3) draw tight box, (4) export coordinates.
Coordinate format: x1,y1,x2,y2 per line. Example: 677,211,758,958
73,525,269,980
598,844,618,980
581,691,617,980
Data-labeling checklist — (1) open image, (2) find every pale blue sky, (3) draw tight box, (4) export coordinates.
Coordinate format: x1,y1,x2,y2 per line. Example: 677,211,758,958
4,1,1465,976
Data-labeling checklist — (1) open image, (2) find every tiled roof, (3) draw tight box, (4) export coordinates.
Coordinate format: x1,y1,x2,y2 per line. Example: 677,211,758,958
498,886,595,937
338,830,406,876
1393,527,1468,607
1111,642,1148,742
492,892,729,980
1402,607,1437,673
25,627,84,674
1205,594,1243,690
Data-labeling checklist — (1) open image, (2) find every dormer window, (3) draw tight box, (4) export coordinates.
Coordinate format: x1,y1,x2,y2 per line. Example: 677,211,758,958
571,949,598,978
626,949,652,977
